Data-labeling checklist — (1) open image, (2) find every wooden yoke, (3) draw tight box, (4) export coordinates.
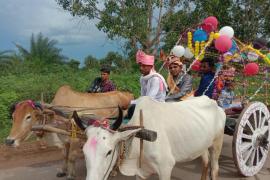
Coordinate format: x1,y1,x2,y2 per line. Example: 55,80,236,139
139,109,144,168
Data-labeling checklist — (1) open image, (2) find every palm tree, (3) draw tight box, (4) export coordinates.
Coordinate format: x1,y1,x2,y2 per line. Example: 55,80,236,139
15,33,66,64
0,50,14,70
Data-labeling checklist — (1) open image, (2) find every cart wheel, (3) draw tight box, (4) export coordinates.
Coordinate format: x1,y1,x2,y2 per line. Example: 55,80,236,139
232,102,270,176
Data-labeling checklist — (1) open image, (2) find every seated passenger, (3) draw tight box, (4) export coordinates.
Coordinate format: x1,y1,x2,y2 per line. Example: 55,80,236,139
135,50,167,102
217,80,242,113
194,57,215,98
127,50,167,118
87,65,116,93
165,56,193,102
213,64,236,100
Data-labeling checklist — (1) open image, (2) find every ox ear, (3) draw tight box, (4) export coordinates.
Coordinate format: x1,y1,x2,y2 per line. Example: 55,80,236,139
114,128,141,143
110,106,123,131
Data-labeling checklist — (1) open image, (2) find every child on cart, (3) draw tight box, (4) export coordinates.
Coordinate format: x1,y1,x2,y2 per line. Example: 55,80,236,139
217,80,242,114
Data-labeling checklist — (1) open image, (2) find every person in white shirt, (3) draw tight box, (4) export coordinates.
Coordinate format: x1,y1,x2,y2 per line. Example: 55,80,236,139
136,50,167,102
127,50,167,118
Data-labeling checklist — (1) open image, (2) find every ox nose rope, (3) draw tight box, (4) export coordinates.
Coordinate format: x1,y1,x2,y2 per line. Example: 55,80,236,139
103,147,117,180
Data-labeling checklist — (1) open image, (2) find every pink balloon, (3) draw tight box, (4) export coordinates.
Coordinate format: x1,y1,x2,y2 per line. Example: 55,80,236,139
191,60,201,71
244,63,259,76
202,16,218,32
215,35,232,53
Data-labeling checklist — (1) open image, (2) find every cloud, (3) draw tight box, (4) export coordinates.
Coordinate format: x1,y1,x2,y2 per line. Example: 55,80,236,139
0,0,105,45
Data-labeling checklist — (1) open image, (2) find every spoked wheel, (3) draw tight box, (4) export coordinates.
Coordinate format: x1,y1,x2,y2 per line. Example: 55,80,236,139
232,102,270,176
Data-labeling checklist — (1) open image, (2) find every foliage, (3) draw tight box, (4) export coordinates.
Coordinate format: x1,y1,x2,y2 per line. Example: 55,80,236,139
56,0,194,54
15,33,66,64
84,55,100,69
56,0,270,56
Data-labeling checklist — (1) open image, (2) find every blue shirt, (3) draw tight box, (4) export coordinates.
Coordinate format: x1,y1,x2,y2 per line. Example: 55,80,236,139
195,72,215,98
217,88,234,109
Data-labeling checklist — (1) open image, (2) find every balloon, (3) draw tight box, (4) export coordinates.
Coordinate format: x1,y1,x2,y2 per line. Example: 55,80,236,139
247,51,259,61
244,63,259,76
202,16,218,32
171,45,185,57
219,26,234,38
191,60,201,71
184,48,194,59
215,35,233,53
214,33,220,39
193,29,208,42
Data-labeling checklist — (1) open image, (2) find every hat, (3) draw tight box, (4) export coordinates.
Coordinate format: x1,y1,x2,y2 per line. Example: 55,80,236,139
136,50,155,66
100,65,111,73
167,55,182,66
164,55,182,69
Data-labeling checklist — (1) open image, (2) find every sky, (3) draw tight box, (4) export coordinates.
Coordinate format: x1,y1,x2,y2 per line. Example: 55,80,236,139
0,0,120,64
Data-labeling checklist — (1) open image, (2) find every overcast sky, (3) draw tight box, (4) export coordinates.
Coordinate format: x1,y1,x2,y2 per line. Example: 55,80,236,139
0,0,120,63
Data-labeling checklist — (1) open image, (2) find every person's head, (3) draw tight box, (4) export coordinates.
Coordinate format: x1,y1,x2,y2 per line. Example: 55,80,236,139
139,63,153,76
136,50,155,76
100,66,111,81
168,56,183,77
200,57,215,74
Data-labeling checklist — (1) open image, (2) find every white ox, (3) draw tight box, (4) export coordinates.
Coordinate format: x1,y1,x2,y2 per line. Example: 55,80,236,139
75,96,226,180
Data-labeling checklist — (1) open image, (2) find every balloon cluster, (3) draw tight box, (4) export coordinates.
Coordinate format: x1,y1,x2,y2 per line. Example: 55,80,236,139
168,16,269,76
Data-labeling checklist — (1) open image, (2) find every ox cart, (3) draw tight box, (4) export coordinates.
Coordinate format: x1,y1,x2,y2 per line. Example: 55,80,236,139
163,19,270,177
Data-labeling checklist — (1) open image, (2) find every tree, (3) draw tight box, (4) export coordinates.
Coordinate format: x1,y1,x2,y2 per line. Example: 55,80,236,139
57,0,270,56
56,0,193,55
230,0,270,41
0,50,23,75
15,33,66,64
84,54,100,69
67,59,80,69
100,51,125,69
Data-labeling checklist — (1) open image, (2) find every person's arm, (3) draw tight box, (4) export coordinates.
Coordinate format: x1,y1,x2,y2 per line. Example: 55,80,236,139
195,74,213,97
145,77,160,99
166,75,192,100
87,77,101,93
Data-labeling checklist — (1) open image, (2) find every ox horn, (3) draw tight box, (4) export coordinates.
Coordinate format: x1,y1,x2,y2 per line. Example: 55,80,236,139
72,111,88,130
9,102,17,120
110,106,123,131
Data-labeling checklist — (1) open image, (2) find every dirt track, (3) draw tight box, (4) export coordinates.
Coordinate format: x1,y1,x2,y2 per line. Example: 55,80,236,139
0,135,270,180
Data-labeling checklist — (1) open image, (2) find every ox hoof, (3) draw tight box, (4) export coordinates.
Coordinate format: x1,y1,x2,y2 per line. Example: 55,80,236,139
56,172,66,177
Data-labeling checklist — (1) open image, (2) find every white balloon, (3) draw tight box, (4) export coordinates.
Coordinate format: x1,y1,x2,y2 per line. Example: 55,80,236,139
219,26,234,38
184,47,194,58
171,45,185,57
247,51,259,61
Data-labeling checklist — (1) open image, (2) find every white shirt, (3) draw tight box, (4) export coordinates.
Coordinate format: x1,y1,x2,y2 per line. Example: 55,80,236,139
139,70,167,102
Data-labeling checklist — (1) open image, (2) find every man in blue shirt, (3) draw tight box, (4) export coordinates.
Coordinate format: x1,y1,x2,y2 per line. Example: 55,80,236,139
194,57,215,98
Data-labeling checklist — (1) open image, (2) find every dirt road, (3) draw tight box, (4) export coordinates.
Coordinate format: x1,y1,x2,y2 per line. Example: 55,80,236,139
0,135,270,180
